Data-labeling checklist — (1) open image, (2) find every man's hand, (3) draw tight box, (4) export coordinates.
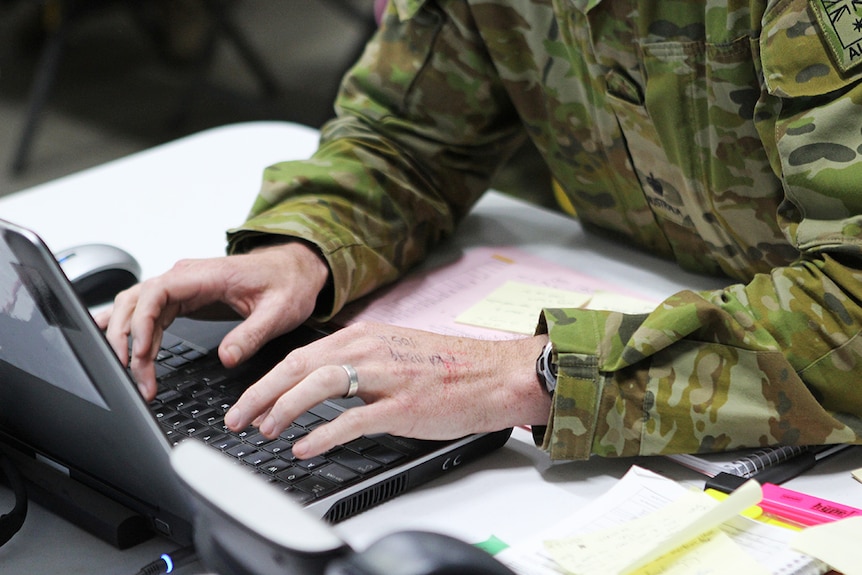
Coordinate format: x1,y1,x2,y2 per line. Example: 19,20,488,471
224,323,552,459
95,242,330,401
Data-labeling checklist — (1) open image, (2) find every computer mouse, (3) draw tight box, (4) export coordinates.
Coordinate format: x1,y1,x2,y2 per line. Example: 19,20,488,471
54,243,141,307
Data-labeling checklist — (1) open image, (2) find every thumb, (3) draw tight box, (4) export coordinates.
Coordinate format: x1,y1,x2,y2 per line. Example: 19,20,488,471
218,311,289,368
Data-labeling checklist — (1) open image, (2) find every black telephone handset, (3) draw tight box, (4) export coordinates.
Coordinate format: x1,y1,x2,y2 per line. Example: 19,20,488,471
171,442,516,575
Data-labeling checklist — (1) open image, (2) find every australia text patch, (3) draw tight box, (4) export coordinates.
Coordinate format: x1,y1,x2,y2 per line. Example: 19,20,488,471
812,0,862,72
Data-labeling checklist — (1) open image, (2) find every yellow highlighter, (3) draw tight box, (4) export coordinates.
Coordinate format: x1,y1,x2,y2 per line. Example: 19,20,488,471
705,488,803,531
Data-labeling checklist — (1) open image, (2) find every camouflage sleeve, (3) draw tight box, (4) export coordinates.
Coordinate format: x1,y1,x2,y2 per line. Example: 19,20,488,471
226,0,525,318
536,1,862,460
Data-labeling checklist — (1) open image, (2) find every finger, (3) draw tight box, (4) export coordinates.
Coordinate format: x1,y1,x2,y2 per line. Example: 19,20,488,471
291,404,384,459
103,288,139,366
217,302,296,368
127,309,174,399
223,352,312,431
256,365,355,438
92,305,112,330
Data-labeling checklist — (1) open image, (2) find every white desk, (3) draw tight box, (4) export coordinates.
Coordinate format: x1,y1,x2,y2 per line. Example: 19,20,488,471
1,122,860,573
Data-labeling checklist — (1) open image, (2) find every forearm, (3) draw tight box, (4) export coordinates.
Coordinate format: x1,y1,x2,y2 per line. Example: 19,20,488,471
228,2,525,318
537,255,862,460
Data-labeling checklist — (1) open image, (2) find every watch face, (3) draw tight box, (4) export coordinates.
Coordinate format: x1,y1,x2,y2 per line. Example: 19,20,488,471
536,342,556,394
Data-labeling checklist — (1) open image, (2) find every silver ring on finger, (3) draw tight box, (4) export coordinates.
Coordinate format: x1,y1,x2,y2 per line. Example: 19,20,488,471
341,364,359,399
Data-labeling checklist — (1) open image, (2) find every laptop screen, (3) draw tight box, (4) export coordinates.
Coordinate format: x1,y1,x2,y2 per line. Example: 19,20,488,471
0,232,108,409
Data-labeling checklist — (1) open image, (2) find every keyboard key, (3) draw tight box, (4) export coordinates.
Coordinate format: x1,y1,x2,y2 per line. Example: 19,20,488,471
161,413,192,429
168,343,194,355
261,459,293,475
155,389,181,403
315,463,359,485
199,431,226,445
329,451,382,475
243,451,274,467
212,437,241,451
163,355,191,369
263,439,293,455
278,425,308,442
155,363,174,379
294,456,328,471
293,475,338,498
245,432,273,448
178,421,205,436
226,445,257,459
308,403,342,421
150,405,177,421
276,466,309,483
159,332,185,349
366,446,406,465
292,412,321,428
344,437,379,453
177,400,204,415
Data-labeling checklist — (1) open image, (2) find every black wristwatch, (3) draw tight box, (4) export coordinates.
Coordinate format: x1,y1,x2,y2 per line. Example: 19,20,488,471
535,341,557,395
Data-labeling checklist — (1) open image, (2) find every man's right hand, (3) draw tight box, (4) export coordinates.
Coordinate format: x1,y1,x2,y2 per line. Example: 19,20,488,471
95,241,330,401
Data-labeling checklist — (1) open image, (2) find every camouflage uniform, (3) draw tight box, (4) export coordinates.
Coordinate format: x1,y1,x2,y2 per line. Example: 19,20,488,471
228,0,862,460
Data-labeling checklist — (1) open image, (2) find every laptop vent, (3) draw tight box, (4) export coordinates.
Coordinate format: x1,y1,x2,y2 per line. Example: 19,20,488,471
323,472,410,523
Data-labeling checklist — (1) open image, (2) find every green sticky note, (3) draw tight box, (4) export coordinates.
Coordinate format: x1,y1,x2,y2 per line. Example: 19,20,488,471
474,535,509,556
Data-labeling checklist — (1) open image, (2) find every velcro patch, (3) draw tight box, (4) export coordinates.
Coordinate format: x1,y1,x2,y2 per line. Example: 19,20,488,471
811,0,862,73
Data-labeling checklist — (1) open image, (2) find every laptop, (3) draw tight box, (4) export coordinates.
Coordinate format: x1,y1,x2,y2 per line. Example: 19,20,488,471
0,218,512,547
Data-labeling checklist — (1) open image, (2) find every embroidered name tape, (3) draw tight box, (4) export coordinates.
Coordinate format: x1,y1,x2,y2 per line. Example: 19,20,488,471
811,0,862,73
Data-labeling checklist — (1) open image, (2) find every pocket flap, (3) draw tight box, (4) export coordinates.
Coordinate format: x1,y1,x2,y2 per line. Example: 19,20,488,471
762,0,862,97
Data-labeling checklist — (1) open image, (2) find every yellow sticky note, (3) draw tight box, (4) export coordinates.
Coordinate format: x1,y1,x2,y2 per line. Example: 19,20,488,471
586,291,656,313
455,281,590,335
792,516,862,575
543,483,767,575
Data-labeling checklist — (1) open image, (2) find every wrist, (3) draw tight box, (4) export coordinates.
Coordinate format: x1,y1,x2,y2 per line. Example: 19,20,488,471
252,239,331,294
502,335,552,427
249,241,333,319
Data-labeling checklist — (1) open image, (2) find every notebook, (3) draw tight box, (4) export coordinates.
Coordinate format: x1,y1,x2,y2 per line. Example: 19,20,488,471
0,218,512,547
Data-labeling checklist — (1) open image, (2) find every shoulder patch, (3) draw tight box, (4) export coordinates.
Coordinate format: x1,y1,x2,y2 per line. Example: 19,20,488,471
811,0,862,73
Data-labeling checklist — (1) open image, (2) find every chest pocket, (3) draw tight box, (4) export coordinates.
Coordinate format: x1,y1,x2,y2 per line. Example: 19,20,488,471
602,34,790,280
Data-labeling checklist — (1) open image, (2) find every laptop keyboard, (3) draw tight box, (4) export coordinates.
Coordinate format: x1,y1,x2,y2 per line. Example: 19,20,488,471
146,333,440,508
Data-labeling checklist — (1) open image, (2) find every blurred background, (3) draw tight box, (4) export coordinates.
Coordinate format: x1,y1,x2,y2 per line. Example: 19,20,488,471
0,0,549,203
0,0,378,196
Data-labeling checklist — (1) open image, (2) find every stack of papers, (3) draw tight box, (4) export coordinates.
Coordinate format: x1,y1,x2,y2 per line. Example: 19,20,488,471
495,466,829,575
333,247,655,339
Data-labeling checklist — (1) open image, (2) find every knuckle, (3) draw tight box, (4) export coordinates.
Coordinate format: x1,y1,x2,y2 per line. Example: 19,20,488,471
170,258,196,272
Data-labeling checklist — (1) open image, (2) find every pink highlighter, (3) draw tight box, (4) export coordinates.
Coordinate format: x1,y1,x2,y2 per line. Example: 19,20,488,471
759,483,862,526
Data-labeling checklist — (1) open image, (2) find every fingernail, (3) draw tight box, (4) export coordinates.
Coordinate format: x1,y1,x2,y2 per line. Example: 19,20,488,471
225,345,242,365
224,408,240,429
259,415,275,437
292,440,308,458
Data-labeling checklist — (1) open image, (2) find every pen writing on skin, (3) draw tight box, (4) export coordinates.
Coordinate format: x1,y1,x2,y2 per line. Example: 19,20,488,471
380,334,464,368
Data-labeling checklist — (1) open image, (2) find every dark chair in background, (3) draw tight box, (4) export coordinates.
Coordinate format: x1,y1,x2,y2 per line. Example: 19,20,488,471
9,0,376,175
